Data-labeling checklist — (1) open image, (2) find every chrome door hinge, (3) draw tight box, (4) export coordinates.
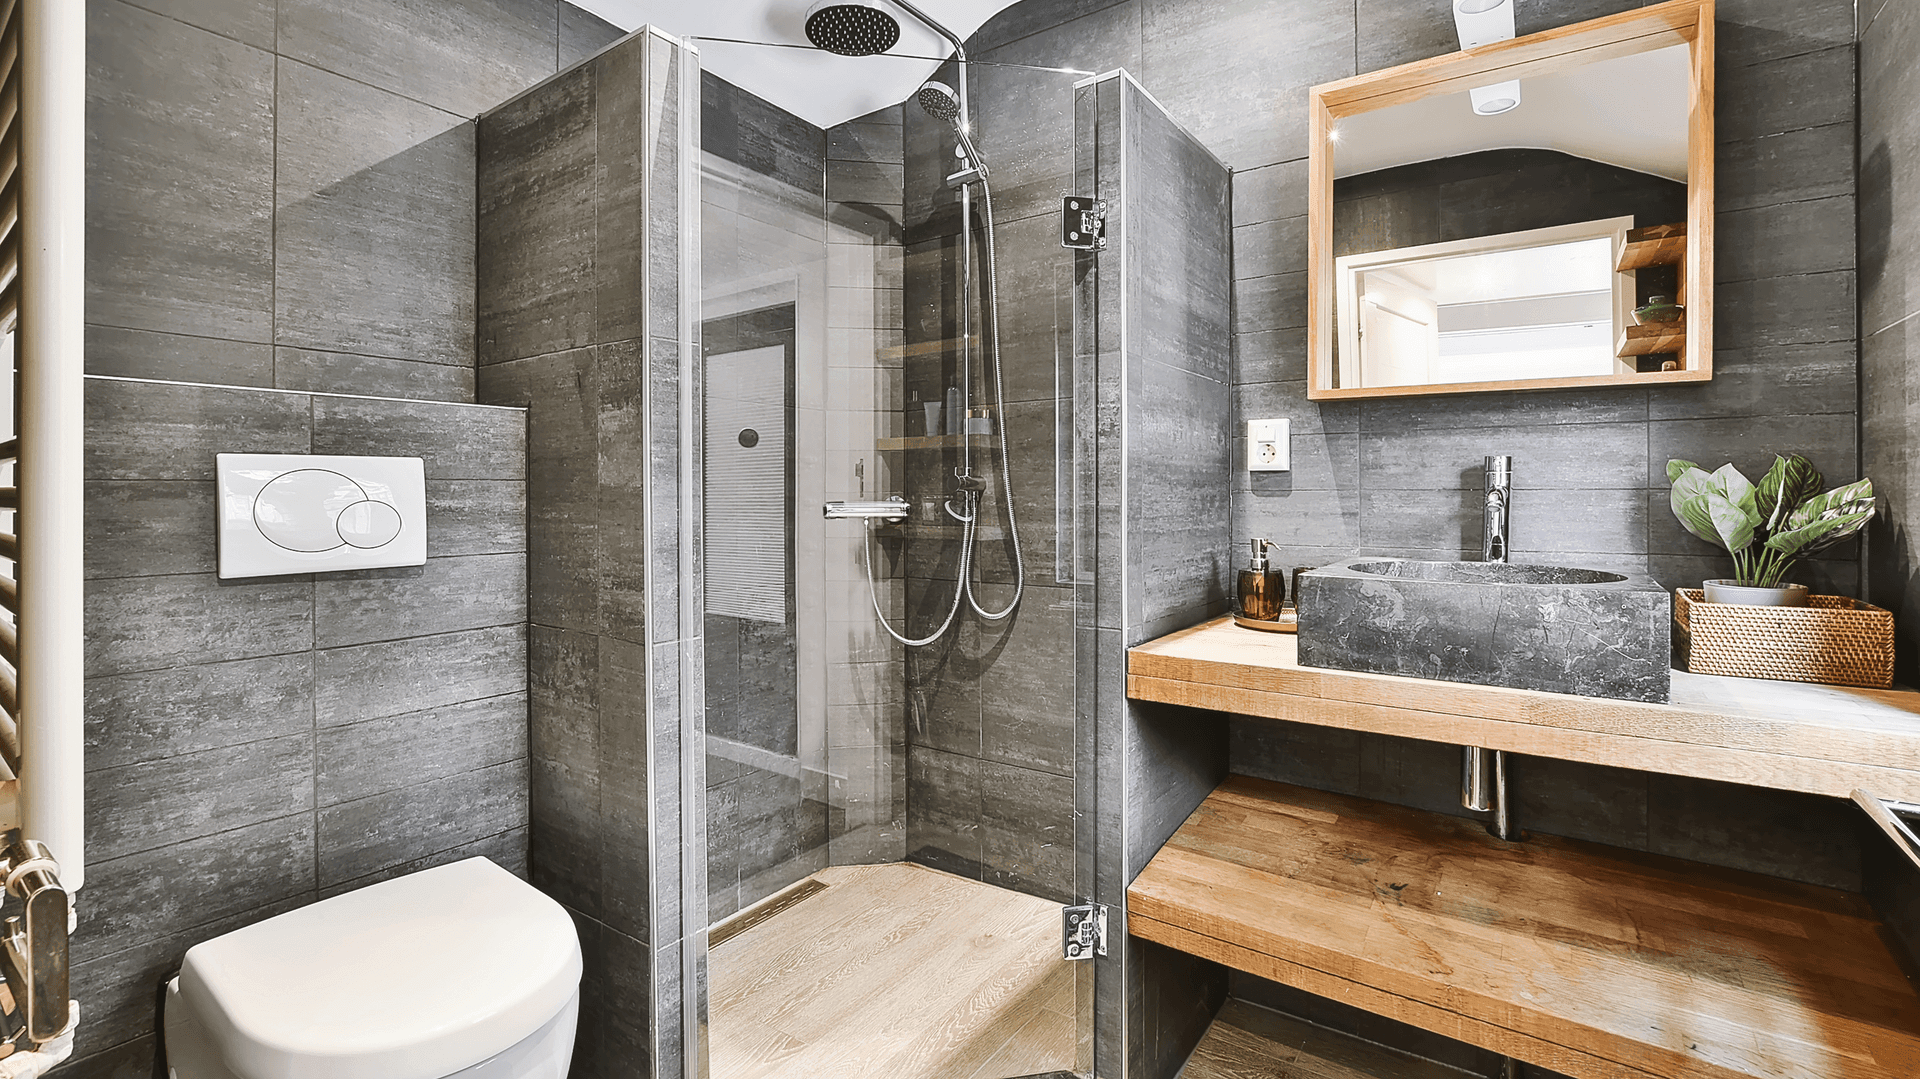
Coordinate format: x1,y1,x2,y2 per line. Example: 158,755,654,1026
1062,903,1107,960
1062,197,1108,250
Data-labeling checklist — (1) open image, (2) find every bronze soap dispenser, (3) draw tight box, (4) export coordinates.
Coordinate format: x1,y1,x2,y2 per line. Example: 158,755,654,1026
1236,538,1285,623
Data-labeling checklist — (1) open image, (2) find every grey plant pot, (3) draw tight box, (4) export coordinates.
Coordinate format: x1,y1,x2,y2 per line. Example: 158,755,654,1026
1702,579,1810,607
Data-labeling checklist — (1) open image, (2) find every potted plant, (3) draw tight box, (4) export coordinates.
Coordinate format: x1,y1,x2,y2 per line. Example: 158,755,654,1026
1665,455,1875,606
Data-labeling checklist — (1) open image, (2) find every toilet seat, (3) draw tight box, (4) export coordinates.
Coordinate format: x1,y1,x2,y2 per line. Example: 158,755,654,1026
174,857,581,1079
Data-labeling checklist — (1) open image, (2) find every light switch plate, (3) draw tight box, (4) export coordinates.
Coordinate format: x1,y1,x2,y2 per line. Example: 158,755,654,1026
217,454,427,579
1248,418,1290,472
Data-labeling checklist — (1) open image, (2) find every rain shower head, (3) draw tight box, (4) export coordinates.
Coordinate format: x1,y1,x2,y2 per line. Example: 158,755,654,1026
804,1,902,56
916,80,962,121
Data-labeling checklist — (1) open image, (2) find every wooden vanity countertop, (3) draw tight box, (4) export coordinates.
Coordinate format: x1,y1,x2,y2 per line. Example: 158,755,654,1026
1128,617,1920,801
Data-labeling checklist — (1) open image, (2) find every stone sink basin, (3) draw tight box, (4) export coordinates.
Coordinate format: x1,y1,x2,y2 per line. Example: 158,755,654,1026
1295,558,1672,703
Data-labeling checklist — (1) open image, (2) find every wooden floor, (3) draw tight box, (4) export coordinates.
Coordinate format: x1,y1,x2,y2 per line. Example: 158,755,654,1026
709,862,1078,1079
1180,1000,1477,1079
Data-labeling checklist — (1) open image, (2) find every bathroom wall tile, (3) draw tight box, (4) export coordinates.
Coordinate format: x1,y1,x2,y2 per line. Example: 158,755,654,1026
275,61,475,368
314,552,528,648
1140,0,1354,170
1360,421,1648,492
319,692,529,805
703,70,826,198
1717,196,1856,284
1359,733,1475,821
981,759,1076,902
85,378,311,482
1715,271,1857,349
277,0,557,119
597,635,659,941
327,827,529,900
559,2,625,69
86,0,275,342
85,324,274,387
477,64,598,365
1232,215,1308,282
1512,756,1650,850
84,573,314,677
907,745,985,878
979,586,1078,777
86,735,316,863
1716,45,1856,145
85,652,315,771
1647,413,1858,490
1232,158,1309,229
1647,775,1861,890
274,347,477,403
78,812,316,959
1124,702,1228,877
1232,271,1308,335
827,116,905,166
1648,341,1857,422
970,0,1128,54
427,479,529,556
315,624,528,725
126,0,278,49
68,893,314,1062
1360,386,1650,432
84,480,216,578
55,1032,164,1079
312,394,527,480
827,161,907,206
1233,328,1309,385
318,757,531,886
1229,718,1363,796
1717,123,1856,214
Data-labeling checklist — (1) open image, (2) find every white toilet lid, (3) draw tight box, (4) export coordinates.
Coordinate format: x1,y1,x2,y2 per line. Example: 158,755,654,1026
178,857,583,1079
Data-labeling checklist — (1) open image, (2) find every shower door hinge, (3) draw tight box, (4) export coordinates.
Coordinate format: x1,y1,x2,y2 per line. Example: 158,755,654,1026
1062,903,1107,960
1062,197,1108,250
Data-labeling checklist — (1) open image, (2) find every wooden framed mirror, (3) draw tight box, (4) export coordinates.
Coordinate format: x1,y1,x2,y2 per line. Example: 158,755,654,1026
1306,0,1715,400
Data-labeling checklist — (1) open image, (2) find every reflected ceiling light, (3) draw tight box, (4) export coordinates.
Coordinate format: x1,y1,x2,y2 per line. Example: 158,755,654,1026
1470,80,1521,115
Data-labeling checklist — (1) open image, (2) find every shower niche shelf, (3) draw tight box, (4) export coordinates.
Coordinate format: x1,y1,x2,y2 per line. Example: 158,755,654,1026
875,435,1000,452
1128,776,1920,1079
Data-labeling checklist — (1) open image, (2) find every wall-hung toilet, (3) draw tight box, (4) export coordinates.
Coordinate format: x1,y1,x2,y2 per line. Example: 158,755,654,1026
164,857,581,1079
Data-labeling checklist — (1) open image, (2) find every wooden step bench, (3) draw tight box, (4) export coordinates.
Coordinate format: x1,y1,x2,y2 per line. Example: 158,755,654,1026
1128,776,1920,1079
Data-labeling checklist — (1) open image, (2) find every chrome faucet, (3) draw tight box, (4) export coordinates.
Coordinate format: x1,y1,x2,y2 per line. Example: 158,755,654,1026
1482,455,1512,563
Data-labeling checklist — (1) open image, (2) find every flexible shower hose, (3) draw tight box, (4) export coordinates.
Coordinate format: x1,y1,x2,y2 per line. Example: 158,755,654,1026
864,176,1024,646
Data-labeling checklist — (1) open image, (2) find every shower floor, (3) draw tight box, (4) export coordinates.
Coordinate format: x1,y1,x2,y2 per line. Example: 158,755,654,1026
708,862,1077,1079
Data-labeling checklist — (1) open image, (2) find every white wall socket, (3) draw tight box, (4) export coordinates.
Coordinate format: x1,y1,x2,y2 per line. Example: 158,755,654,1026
1247,418,1290,472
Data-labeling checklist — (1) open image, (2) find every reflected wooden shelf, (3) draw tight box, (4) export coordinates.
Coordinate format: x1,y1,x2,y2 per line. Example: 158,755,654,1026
1615,221,1688,272
1129,775,1920,1079
874,435,998,451
1618,322,1686,357
1128,617,1920,801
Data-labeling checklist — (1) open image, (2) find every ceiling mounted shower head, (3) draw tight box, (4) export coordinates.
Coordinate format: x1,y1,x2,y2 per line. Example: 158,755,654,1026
805,1,902,57
916,80,962,121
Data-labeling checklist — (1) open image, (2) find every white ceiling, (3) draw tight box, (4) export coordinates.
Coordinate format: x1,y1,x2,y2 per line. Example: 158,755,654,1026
1332,44,1692,182
569,0,1025,128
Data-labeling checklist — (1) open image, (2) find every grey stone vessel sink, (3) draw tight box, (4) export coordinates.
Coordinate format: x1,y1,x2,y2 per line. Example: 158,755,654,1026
1295,558,1672,703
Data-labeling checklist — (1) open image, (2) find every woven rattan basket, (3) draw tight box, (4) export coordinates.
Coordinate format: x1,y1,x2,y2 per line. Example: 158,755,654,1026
1674,588,1895,688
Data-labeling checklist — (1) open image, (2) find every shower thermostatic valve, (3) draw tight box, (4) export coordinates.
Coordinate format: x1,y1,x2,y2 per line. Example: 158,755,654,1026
1061,197,1108,250
1062,903,1107,960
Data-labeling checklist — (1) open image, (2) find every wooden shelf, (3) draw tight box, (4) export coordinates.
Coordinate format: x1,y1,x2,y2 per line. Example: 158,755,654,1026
1129,775,1920,1079
1618,322,1686,357
1127,618,1920,801
1616,222,1688,272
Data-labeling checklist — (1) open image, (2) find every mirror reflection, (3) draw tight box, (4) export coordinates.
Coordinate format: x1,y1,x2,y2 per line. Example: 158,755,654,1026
1331,43,1692,390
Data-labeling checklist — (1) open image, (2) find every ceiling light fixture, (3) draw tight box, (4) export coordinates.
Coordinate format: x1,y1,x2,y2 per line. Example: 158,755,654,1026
1453,0,1520,117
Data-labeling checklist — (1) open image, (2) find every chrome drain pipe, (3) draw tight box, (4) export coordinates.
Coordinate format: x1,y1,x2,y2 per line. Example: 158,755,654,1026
1462,746,1514,841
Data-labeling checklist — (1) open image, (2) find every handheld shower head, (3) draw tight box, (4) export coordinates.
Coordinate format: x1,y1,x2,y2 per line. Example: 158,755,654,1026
804,1,902,56
915,80,962,121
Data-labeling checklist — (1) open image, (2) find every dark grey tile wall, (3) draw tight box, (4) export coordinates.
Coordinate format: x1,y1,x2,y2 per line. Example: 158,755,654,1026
86,0,623,402
1861,0,1920,681
476,27,699,1079
65,378,528,1076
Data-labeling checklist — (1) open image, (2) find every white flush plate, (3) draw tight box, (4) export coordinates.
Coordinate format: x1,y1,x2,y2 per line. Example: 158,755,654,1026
217,454,427,579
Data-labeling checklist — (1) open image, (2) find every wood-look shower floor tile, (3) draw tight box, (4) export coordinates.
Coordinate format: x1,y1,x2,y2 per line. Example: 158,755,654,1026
708,862,1078,1079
